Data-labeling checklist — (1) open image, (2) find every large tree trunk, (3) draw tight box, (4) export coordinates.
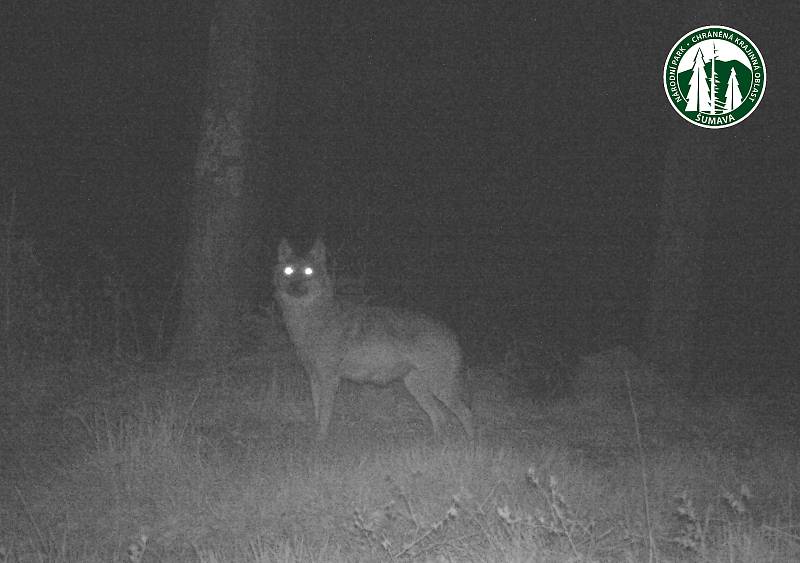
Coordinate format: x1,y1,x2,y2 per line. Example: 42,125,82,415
172,0,258,365
647,0,726,384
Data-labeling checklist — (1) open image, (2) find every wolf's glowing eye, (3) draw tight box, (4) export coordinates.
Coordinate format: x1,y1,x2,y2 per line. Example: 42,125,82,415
303,267,313,276
283,266,294,276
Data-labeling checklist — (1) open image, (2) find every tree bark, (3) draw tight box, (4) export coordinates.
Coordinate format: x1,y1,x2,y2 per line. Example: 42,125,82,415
647,130,714,379
647,0,726,383
172,0,258,366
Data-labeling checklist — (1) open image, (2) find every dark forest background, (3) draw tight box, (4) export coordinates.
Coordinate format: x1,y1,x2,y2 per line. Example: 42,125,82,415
4,1,798,385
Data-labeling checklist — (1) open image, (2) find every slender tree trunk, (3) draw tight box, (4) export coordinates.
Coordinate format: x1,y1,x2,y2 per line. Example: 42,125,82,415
647,131,713,379
172,0,258,365
647,0,726,383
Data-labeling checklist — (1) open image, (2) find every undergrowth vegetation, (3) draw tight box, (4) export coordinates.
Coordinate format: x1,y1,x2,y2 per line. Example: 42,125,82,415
1,360,798,562
1,237,797,561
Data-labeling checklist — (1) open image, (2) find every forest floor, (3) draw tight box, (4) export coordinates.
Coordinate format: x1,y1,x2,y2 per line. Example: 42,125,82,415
1,357,798,562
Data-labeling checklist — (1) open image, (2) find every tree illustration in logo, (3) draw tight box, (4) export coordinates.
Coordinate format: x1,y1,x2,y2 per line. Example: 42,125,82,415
683,42,746,115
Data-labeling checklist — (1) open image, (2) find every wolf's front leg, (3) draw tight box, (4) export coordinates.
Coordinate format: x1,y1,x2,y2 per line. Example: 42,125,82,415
315,374,340,440
308,374,321,424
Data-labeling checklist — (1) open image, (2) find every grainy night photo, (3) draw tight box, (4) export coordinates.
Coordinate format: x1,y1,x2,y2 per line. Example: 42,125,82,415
2,1,798,561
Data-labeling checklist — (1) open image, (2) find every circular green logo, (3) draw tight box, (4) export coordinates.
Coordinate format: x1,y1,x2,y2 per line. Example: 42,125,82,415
664,25,766,128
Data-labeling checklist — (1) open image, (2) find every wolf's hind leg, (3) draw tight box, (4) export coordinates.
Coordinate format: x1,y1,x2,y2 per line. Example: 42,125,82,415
404,371,447,437
434,388,475,440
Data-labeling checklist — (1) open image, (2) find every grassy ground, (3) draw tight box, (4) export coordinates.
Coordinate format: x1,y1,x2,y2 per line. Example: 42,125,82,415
0,358,798,562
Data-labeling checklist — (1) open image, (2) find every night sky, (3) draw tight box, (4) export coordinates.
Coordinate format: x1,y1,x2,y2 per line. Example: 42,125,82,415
5,1,798,373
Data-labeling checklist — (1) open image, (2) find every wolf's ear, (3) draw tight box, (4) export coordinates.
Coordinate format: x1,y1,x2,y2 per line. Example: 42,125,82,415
277,238,293,262
309,238,326,263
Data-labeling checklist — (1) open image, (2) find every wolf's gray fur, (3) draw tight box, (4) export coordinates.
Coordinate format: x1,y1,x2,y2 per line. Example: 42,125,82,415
274,238,474,440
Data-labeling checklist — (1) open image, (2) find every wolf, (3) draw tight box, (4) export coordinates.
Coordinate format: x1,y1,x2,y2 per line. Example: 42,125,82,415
274,238,474,440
